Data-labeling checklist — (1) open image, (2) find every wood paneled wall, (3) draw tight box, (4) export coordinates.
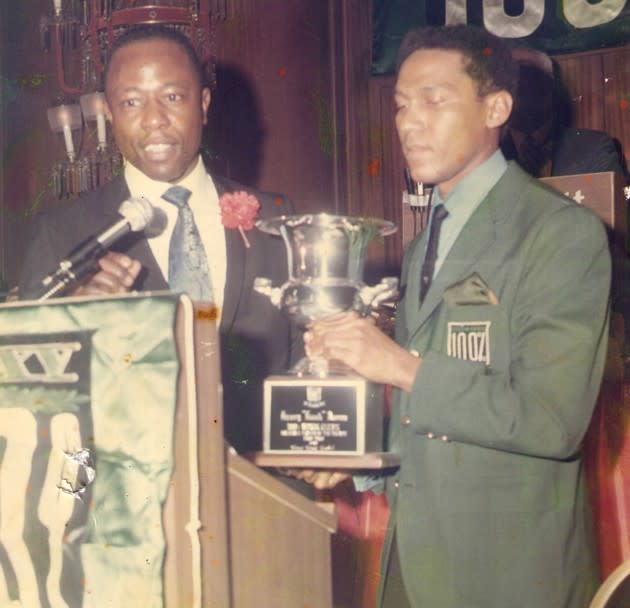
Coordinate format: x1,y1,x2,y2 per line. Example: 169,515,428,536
208,0,345,215
555,46,630,159
1,0,61,287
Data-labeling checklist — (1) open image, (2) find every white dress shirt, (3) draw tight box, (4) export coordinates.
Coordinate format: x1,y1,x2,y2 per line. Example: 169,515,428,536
124,156,227,311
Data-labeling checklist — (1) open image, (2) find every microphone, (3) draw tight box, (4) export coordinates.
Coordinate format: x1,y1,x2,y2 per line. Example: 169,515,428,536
38,197,165,300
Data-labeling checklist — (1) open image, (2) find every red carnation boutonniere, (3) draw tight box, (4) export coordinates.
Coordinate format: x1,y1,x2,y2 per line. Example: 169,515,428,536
219,190,261,249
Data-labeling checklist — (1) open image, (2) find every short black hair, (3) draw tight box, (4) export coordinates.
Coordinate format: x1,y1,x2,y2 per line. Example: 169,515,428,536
397,25,518,100
104,24,205,90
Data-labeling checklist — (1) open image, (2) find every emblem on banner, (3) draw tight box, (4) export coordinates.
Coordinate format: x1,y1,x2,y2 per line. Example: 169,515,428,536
447,321,491,364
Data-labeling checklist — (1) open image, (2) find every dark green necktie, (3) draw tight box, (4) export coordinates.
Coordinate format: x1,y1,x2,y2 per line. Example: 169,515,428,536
420,204,448,303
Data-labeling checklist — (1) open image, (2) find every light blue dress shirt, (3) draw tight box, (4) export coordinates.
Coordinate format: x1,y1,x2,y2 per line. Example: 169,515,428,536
429,149,508,277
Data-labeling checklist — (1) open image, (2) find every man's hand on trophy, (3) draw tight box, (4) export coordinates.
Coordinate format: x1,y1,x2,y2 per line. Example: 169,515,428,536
278,468,351,490
72,252,141,296
304,311,422,392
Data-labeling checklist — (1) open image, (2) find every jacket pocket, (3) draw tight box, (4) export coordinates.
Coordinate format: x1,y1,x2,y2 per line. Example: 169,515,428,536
430,303,510,371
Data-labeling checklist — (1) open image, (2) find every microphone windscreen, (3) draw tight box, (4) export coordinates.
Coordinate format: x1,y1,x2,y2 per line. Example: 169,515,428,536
144,206,168,238
118,197,155,231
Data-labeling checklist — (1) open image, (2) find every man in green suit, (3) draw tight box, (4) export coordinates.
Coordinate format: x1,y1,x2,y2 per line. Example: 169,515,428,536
300,25,610,607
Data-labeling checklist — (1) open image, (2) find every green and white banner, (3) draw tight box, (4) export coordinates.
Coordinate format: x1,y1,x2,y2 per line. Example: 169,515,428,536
0,294,182,607
372,0,630,75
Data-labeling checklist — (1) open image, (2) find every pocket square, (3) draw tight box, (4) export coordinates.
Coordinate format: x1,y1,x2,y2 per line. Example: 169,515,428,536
443,273,498,306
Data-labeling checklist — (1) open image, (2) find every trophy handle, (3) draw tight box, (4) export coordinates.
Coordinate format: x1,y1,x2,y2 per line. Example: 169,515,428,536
253,277,283,307
357,277,399,315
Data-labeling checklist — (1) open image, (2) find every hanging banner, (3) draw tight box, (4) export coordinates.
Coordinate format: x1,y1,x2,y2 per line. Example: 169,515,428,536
372,0,630,75
0,294,189,607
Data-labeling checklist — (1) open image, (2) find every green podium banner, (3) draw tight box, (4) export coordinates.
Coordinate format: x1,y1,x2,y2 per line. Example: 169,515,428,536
372,0,630,75
0,294,184,607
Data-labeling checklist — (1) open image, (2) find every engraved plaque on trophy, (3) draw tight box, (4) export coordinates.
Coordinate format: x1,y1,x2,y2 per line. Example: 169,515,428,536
254,213,398,460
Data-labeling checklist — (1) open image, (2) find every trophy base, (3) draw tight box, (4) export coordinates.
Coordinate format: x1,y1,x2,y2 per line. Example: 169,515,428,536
262,373,384,455
249,451,401,470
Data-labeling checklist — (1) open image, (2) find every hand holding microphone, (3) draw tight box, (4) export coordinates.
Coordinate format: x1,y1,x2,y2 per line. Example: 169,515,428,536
38,198,166,300
69,251,142,298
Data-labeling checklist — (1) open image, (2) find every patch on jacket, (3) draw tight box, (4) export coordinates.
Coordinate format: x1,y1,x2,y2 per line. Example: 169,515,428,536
447,321,491,364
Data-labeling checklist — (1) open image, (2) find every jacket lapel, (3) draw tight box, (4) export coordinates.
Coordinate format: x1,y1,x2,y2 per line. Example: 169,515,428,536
101,174,131,218
212,175,246,333
415,200,497,327
409,164,521,332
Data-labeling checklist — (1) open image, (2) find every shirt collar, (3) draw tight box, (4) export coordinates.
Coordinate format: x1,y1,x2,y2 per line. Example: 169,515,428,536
432,149,507,223
124,155,207,205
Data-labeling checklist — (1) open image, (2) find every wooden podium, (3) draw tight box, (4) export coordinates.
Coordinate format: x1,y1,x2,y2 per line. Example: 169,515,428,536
0,293,336,607
539,171,627,254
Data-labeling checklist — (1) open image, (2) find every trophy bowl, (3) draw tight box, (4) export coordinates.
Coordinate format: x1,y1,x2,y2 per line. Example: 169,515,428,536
255,213,398,326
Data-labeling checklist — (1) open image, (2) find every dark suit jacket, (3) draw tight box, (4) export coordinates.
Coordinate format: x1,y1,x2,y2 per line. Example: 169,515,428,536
381,163,611,607
502,126,629,181
18,172,297,453
551,127,629,179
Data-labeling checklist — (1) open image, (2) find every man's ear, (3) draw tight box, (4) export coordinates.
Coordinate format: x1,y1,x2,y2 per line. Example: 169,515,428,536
485,90,513,129
201,87,211,125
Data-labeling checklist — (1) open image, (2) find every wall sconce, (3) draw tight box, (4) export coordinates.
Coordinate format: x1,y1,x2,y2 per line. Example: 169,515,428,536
46,98,122,200
80,92,108,151
46,102,82,162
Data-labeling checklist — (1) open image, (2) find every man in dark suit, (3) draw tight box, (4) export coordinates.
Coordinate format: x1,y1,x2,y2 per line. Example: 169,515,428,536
296,26,610,607
18,25,296,454
502,46,629,180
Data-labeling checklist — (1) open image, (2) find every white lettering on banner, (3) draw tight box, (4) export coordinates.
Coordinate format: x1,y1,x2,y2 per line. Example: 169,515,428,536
483,0,545,38
38,413,85,607
0,342,81,383
563,0,625,28
443,0,624,35
0,409,89,606
447,321,491,364
0,408,41,607
445,0,467,25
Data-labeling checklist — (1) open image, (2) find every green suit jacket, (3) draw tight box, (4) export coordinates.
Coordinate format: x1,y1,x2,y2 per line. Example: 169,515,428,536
381,163,611,607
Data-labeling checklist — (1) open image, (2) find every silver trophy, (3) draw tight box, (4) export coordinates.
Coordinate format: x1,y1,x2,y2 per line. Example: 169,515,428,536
255,213,398,455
